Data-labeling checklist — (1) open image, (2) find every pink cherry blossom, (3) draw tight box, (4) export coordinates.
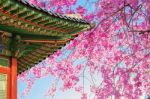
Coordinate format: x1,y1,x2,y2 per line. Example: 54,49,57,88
19,0,150,99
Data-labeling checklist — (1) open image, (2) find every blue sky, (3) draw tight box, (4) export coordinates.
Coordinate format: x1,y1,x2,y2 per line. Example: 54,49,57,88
18,44,95,99
18,0,148,99
18,0,95,95
18,76,85,99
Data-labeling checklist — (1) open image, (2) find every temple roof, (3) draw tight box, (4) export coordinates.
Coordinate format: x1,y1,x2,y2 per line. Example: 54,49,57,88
0,0,94,74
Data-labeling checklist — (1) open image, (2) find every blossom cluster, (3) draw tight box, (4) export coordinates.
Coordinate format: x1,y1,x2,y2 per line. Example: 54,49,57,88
18,0,150,99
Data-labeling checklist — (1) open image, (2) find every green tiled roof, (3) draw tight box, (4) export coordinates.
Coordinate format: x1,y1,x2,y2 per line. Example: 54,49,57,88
0,0,94,74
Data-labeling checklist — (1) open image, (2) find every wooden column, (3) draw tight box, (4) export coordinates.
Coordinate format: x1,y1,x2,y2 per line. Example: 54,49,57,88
7,72,11,99
11,58,17,99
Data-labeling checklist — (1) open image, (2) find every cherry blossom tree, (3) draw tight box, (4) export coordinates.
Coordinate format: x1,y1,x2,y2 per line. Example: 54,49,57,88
18,0,150,99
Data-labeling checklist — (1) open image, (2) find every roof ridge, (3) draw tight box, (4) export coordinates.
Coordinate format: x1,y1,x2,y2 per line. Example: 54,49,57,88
20,0,89,24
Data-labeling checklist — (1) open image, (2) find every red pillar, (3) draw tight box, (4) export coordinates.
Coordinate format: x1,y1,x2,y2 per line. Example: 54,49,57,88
11,58,17,99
